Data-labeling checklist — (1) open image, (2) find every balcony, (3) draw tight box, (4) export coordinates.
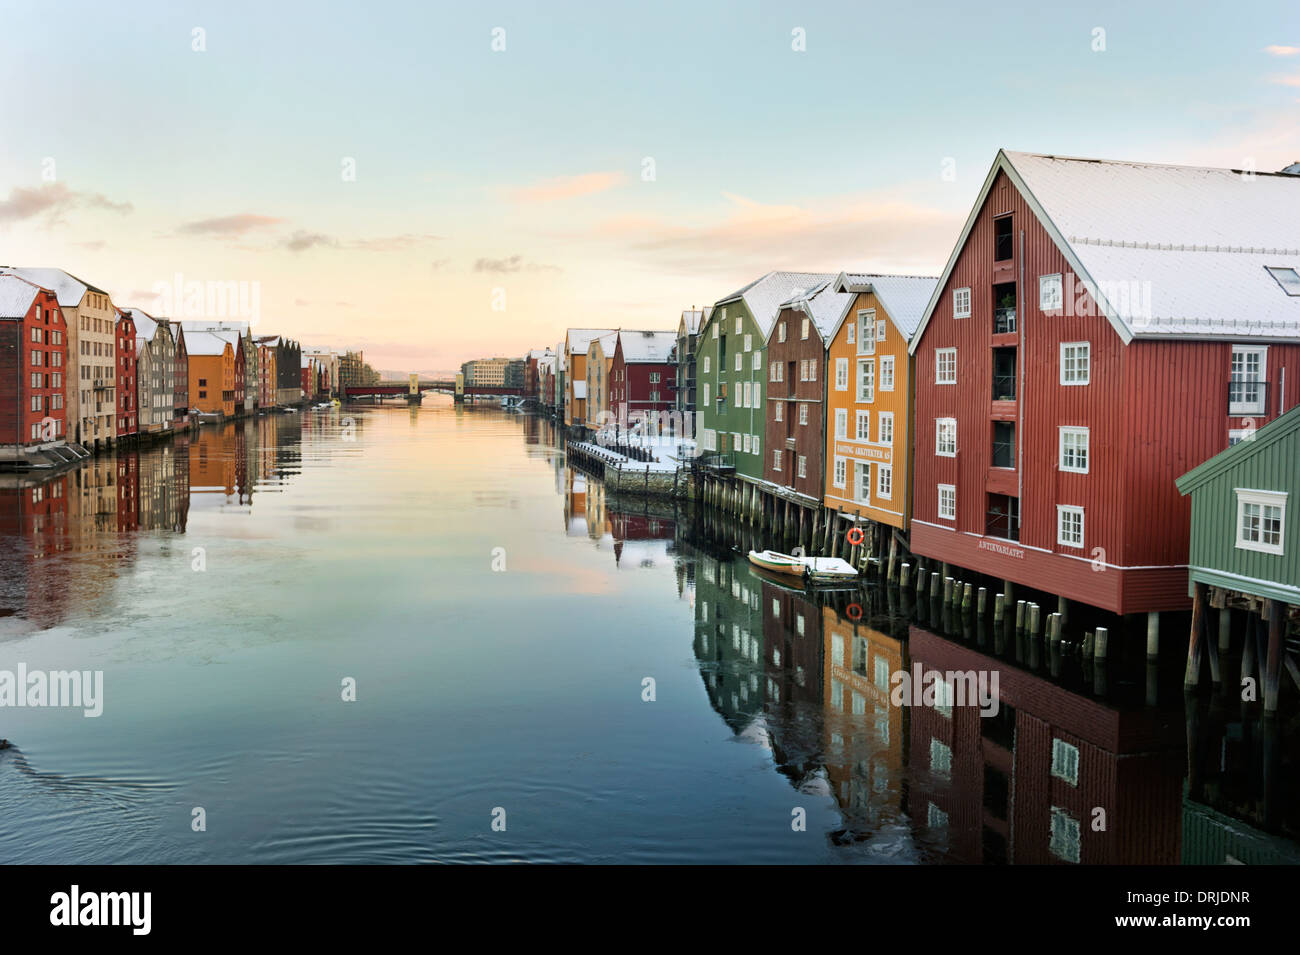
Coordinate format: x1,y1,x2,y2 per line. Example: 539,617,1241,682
1228,379,1268,416
992,348,1017,401
993,308,1016,335
696,451,735,473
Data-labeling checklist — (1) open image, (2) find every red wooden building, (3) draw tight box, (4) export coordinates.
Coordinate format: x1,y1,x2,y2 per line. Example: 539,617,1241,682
115,308,138,439
0,274,67,458
762,279,853,502
909,150,1300,617
609,330,677,431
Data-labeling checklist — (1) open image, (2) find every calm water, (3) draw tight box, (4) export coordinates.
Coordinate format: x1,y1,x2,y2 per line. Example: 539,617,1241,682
0,398,1296,864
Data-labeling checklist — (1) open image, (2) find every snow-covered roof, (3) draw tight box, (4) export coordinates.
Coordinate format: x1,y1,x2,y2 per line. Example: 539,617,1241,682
527,347,554,360
124,307,166,343
0,274,42,318
714,271,835,337
777,279,855,342
567,328,614,353
589,330,618,359
618,329,677,363
833,273,939,339
185,330,233,357
913,150,1300,350
679,307,709,335
182,320,251,337
0,267,105,307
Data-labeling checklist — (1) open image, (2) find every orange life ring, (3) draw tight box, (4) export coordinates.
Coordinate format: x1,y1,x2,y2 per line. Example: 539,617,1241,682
846,527,864,546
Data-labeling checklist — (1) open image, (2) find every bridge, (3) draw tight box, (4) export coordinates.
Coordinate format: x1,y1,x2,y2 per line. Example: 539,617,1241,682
344,380,525,399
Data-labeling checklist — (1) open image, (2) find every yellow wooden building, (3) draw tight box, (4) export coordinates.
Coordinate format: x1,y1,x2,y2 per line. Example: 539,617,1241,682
822,273,937,532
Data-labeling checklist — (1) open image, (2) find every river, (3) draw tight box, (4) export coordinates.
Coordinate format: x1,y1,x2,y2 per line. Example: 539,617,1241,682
0,398,1295,863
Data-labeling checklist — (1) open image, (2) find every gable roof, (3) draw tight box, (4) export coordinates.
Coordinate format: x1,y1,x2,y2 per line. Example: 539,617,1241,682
617,329,677,363
910,150,1300,353
713,271,835,338
1176,405,1300,495
567,328,614,354
679,307,710,336
775,278,855,343
123,307,167,343
833,272,940,341
184,330,234,357
0,267,106,307
0,274,43,319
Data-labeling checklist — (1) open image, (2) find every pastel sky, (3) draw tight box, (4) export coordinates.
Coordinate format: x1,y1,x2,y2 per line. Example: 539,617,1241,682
1,0,1297,372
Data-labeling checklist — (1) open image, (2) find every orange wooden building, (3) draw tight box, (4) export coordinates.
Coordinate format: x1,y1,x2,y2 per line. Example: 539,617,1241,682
185,331,236,417
822,273,937,533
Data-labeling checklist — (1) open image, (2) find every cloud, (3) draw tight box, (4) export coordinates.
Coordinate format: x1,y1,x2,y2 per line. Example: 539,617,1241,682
178,213,285,236
473,255,561,274
1265,45,1300,56
507,171,623,203
0,182,133,224
430,258,451,272
350,233,442,251
283,230,338,252
591,188,957,275
74,240,106,251
1270,73,1300,86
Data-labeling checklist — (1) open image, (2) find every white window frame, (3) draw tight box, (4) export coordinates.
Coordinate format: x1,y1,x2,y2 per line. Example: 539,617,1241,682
854,462,870,504
702,355,710,373
752,434,760,457
855,410,870,441
936,347,956,384
735,315,742,334
1059,426,1090,474
876,319,886,341
798,403,808,426
703,383,710,404
1060,341,1089,385
846,321,855,345
1039,273,1063,311
835,357,848,391
878,411,894,446
800,317,809,340
1235,489,1287,555
834,408,847,438
734,351,742,372
953,287,971,319
938,484,956,520
712,323,718,339
833,456,846,488
1265,266,1300,296
744,334,752,352
773,449,782,472
1050,738,1079,786
778,322,786,343
1050,808,1081,864
880,355,895,391
1229,345,1267,415
774,402,783,422
857,359,874,403
877,463,892,500
797,455,807,478
1057,505,1084,549
936,417,957,457
857,310,875,355
752,350,761,370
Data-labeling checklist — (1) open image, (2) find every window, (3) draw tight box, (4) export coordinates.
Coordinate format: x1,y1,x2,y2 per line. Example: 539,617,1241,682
743,433,751,453
877,464,892,500
778,322,786,343
800,318,809,339
1047,808,1081,864
854,462,870,503
936,418,957,456
1265,266,1300,295
993,421,1015,468
734,351,742,372
799,403,808,426
808,361,816,382
1051,739,1080,785
857,359,874,402
773,449,783,471
993,282,1017,333
938,484,956,520
734,315,742,334
878,412,894,446
744,334,752,351
880,355,894,391
835,358,848,391
1060,342,1090,385
797,455,807,478
930,738,952,778
856,411,869,441
752,435,760,457
928,802,949,831
711,323,718,339
774,402,783,422
936,347,956,384
703,383,710,404
743,382,752,407
833,457,846,488
1229,345,1267,415
799,359,807,381
649,372,660,384
831,408,846,439
953,287,971,318
857,311,875,354
1057,505,1084,548
1039,273,1063,310
752,351,761,370
1059,427,1089,473
1236,489,1286,554
846,321,855,345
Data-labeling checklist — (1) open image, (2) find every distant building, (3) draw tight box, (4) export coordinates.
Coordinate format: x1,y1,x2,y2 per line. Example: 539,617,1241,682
610,329,677,432
114,309,138,440
675,307,708,416
585,332,618,432
183,321,258,413
564,329,613,428
123,308,176,437
0,274,68,462
186,331,236,416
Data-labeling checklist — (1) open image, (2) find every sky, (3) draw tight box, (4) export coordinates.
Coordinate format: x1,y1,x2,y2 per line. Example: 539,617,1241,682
1,0,1297,372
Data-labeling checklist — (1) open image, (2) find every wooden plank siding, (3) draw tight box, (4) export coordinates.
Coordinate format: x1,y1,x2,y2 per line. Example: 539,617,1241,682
763,306,826,499
824,290,912,529
911,167,1300,614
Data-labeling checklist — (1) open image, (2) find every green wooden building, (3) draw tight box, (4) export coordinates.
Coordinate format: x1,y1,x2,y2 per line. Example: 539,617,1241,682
697,272,831,484
1176,406,1299,709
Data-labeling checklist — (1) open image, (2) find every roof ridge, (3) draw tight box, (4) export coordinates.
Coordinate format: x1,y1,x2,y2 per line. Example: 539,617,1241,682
1068,237,1300,255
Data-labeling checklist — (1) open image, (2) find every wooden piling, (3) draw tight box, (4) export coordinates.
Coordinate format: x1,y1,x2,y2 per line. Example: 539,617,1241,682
977,587,987,616
1015,599,1026,632
961,582,973,614
900,562,911,588
1264,600,1283,712
1185,582,1206,687
994,593,1005,624
1094,627,1109,662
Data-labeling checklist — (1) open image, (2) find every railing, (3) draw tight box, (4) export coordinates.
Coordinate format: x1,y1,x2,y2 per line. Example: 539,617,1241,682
696,451,736,472
1228,379,1268,415
992,372,1016,402
993,307,1017,334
